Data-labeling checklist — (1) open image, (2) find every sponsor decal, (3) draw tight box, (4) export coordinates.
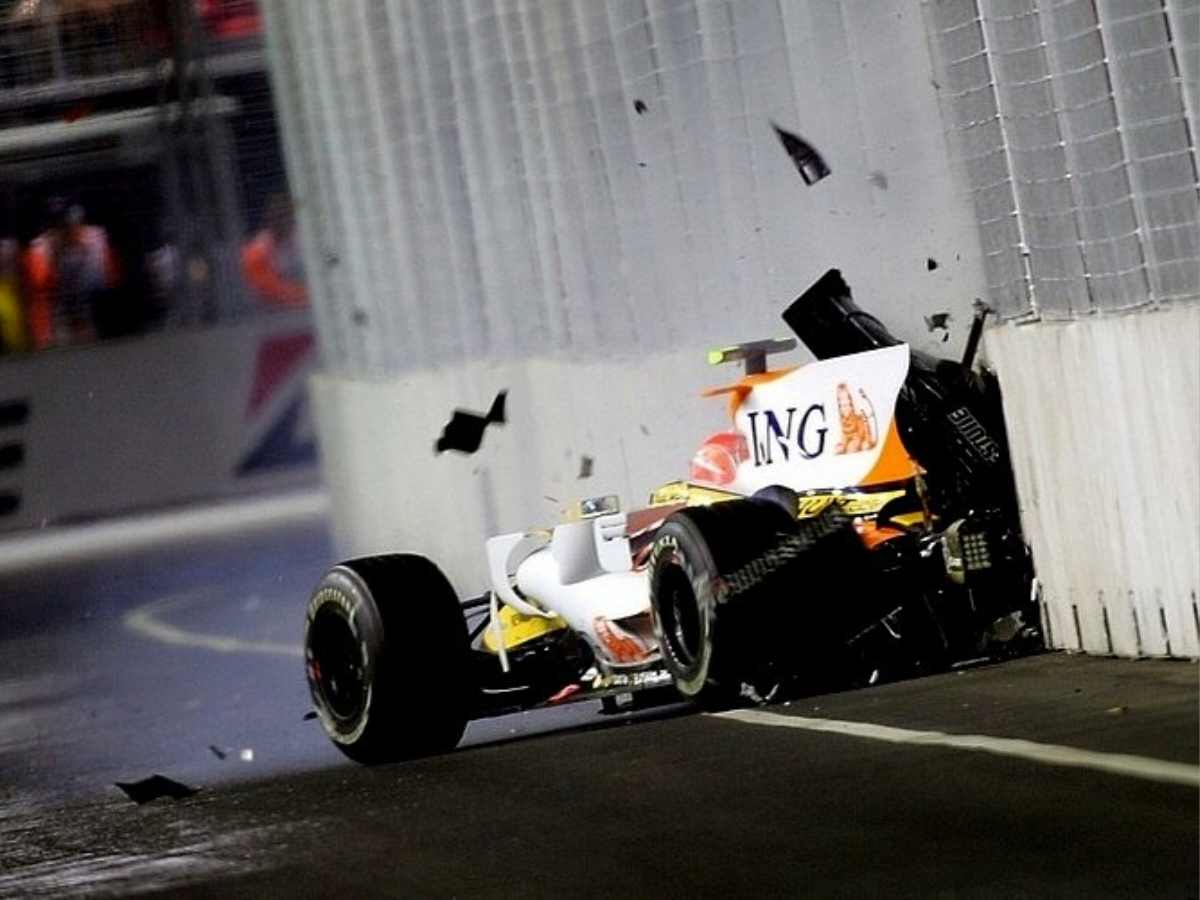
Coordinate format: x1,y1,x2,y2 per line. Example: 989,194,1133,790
731,345,911,494
947,406,1002,464
715,508,852,603
593,616,654,664
236,395,317,476
245,333,314,418
236,333,318,477
589,669,673,691
746,403,828,466
834,383,877,455
0,396,28,517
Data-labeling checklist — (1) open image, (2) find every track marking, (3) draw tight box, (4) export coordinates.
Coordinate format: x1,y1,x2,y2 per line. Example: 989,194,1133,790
713,708,1200,788
124,592,302,658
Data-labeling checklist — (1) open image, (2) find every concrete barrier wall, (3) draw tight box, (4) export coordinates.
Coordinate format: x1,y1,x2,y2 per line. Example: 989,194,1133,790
263,0,994,593
0,311,319,532
985,305,1200,658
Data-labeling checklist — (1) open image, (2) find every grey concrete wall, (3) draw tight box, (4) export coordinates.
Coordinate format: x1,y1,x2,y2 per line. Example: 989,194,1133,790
262,0,992,594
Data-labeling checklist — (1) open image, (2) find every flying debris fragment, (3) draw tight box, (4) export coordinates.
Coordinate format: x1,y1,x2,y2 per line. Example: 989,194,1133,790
434,390,507,455
633,99,648,115
578,455,594,479
208,744,227,760
924,312,952,342
771,122,830,186
115,775,198,804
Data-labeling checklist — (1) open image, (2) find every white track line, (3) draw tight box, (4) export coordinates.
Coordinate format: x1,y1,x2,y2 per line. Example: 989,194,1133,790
124,592,302,658
713,708,1200,788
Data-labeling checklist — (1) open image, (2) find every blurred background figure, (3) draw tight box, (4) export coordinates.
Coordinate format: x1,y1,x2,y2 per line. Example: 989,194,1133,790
241,193,306,309
198,0,260,40
143,224,181,329
23,197,121,348
0,236,27,353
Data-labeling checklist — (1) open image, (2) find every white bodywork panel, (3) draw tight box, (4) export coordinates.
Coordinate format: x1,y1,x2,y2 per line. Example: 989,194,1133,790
488,511,650,657
730,345,912,494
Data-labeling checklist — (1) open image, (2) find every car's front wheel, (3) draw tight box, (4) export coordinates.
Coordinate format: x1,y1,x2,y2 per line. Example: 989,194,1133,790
305,554,474,764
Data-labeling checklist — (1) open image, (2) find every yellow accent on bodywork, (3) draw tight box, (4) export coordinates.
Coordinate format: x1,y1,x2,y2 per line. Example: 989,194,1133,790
793,488,908,519
648,481,741,508
481,604,569,652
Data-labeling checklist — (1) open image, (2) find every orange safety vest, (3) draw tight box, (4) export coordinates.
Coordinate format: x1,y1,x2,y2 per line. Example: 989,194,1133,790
241,231,307,308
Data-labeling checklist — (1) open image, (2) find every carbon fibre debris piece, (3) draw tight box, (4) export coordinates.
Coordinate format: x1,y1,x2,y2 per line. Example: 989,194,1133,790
771,122,830,186
115,775,199,804
924,312,952,342
434,390,507,455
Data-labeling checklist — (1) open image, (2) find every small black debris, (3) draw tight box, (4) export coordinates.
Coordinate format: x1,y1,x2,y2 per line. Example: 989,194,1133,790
208,745,227,760
924,312,952,341
639,425,650,436
771,122,830,186
638,162,647,168
633,99,648,115
115,775,198,804
924,312,951,332
352,309,369,326
868,171,889,190
303,710,318,721
927,257,939,271
578,455,594,479
435,390,507,455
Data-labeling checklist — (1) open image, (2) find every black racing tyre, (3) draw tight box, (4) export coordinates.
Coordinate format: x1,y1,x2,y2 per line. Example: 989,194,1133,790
304,554,473,764
649,500,868,704
649,500,799,703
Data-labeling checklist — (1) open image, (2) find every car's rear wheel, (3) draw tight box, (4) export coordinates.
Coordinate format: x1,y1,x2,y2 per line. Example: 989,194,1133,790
649,500,868,705
305,554,474,764
649,501,798,704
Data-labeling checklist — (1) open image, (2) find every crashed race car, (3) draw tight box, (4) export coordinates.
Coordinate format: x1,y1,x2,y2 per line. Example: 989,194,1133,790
304,269,1039,763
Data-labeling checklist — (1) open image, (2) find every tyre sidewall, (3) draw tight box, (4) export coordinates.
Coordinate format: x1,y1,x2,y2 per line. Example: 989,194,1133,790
649,517,723,698
305,565,385,748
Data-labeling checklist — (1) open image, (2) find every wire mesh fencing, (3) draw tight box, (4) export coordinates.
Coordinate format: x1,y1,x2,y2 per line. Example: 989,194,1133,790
924,0,1199,321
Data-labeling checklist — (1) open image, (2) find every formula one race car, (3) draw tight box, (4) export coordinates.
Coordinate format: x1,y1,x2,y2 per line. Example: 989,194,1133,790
303,269,1039,763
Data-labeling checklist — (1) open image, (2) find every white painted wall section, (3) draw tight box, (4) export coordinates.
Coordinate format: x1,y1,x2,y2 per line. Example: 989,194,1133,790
985,306,1200,658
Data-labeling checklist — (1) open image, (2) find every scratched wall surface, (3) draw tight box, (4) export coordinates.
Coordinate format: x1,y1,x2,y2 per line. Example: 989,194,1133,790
259,0,991,590
985,306,1200,659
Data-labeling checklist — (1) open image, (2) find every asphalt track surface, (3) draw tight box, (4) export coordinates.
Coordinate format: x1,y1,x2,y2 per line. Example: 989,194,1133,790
1,506,1196,898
